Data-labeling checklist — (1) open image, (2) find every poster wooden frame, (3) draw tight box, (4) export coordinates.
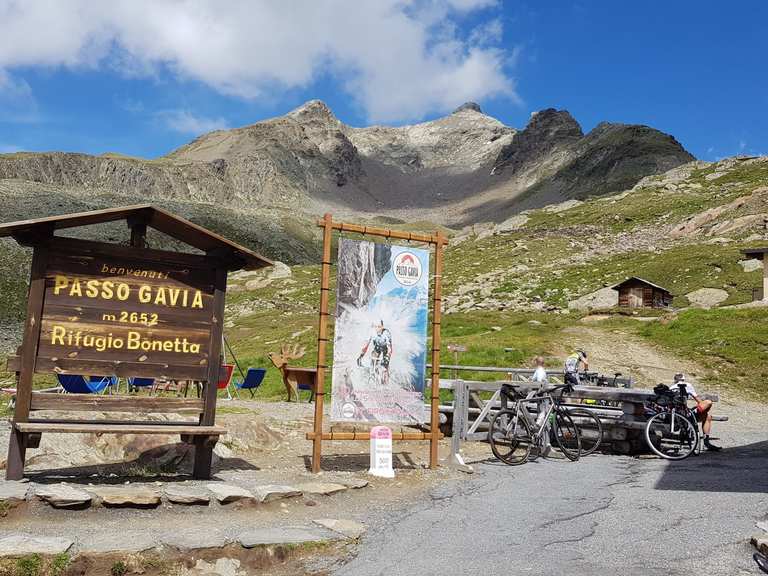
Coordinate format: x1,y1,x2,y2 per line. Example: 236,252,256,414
308,213,446,473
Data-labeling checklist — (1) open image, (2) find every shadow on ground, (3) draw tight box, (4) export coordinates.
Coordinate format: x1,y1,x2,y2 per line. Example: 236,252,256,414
653,439,768,493
302,451,418,471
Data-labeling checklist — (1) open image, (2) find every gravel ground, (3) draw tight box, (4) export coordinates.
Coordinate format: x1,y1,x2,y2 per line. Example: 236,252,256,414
333,399,768,576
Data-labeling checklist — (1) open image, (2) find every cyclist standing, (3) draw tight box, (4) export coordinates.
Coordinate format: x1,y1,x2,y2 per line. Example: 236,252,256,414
673,373,721,451
564,349,588,386
358,320,393,386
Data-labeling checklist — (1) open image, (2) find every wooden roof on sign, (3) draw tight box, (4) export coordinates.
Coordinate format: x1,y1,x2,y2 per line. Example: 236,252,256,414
610,276,670,293
0,204,273,270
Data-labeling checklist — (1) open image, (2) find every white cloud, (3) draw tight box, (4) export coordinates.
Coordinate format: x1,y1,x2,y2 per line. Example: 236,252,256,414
0,0,517,123
469,18,504,46
0,144,22,153
157,109,229,135
0,70,38,122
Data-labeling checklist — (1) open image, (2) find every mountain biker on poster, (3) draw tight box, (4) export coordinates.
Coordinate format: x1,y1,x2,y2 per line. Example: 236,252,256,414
358,320,393,386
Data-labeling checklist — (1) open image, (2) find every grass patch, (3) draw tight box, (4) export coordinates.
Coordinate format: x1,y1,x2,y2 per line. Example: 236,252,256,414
510,242,762,308
630,307,768,398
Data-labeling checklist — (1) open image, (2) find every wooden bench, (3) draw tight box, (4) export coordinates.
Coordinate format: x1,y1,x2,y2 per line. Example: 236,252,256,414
7,347,230,478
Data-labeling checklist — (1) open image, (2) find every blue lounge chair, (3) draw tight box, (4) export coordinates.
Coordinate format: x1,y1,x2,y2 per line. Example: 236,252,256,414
298,381,315,403
127,377,155,394
57,374,116,394
234,368,266,398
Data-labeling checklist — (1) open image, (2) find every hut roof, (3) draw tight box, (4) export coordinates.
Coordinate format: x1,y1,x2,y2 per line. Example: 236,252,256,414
741,247,768,261
610,276,670,293
0,204,273,270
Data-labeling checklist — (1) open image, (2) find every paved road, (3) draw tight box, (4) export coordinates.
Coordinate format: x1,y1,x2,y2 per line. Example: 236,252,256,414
335,425,768,576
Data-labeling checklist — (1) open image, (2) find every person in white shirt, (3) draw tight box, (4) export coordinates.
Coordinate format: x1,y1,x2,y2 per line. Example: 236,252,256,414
673,373,720,451
532,356,548,384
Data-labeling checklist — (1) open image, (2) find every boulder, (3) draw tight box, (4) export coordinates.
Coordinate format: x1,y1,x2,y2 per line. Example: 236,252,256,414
206,483,254,504
238,527,338,548
161,528,228,550
252,485,302,503
685,288,729,308
313,518,367,539
296,482,348,496
89,486,161,507
567,287,618,311
164,486,211,505
0,481,28,507
35,483,92,508
740,259,763,273
543,199,583,213
269,261,292,280
338,478,369,489
0,535,73,557
79,531,157,554
243,261,292,291
185,558,247,576
495,214,529,233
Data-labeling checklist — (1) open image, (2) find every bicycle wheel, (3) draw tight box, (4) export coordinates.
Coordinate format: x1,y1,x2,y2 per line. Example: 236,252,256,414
565,408,603,456
552,408,581,461
645,411,698,460
489,409,532,466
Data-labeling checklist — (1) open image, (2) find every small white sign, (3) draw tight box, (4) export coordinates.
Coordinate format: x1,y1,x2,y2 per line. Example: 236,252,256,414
369,426,395,478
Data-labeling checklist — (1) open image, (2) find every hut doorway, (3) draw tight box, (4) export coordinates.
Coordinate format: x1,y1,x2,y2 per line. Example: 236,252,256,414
628,287,644,307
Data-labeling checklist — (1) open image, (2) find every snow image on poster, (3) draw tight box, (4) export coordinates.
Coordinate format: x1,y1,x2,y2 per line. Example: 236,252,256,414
331,238,429,424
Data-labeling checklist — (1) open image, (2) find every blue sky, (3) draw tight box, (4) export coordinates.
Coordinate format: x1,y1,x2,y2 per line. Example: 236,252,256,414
0,1,765,160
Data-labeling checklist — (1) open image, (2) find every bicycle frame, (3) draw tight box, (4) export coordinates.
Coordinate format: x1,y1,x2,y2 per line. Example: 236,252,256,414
511,393,556,445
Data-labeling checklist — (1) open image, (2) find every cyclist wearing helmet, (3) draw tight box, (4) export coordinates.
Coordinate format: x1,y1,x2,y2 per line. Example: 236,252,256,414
673,373,721,451
358,320,393,385
564,349,588,386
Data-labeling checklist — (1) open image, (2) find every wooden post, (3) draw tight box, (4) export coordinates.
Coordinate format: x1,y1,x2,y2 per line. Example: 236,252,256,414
429,231,445,469
312,213,334,473
763,256,768,302
6,244,49,480
194,266,227,479
128,217,148,249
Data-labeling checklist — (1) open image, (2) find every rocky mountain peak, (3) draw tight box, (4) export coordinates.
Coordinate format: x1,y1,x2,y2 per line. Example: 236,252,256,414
526,108,583,142
287,99,338,125
453,102,483,114
491,108,583,176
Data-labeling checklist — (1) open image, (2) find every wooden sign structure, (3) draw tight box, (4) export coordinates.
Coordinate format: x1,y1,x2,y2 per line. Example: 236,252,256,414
0,205,272,480
307,213,447,473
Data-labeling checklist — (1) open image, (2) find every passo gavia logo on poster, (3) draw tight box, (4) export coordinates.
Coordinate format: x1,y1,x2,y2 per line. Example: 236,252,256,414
393,251,422,286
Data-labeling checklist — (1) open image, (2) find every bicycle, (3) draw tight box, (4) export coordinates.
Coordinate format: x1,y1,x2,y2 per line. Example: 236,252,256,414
561,404,603,456
488,383,581,465
357,354,386,387
644,383,699,460
537,383,603,456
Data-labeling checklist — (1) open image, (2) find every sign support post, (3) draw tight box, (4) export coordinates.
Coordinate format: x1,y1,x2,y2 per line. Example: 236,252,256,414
429,232,444,469
312,213,334,473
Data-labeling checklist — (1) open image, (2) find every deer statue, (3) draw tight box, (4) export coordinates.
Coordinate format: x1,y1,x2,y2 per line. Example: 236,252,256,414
268,343,316,402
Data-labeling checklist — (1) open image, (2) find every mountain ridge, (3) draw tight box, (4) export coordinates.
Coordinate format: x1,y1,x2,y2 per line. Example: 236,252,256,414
0,100,693,260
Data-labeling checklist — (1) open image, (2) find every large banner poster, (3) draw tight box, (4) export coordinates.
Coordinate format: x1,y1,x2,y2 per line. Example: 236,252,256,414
331,238,429,424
